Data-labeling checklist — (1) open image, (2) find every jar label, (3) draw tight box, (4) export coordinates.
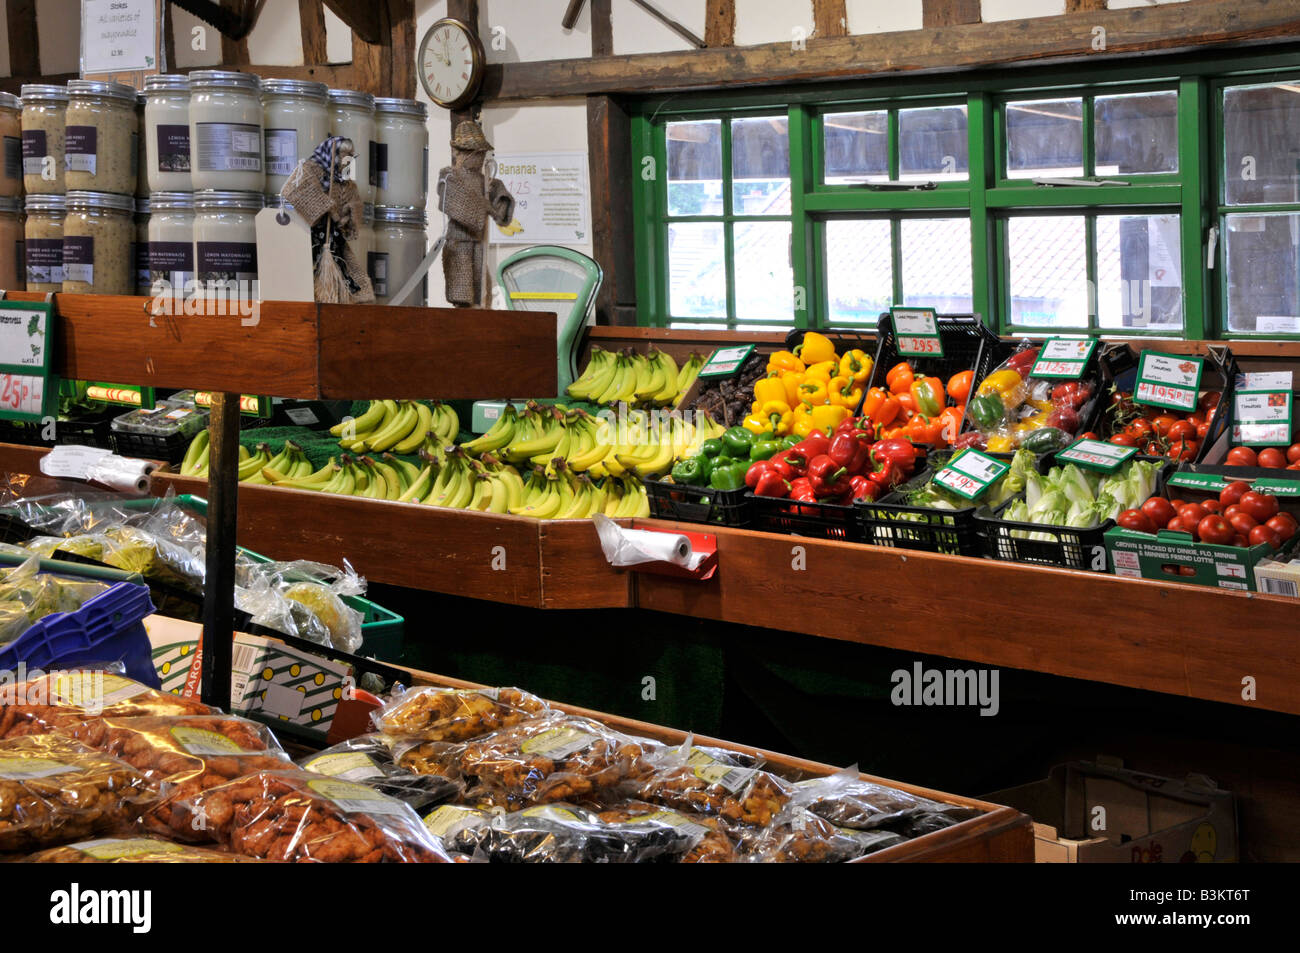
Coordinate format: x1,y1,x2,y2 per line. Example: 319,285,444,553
26,237,63,285
21,129,46,175
197,241,257,282
65,125,98,175
194,121,262,173
372,141,388,190
155,124,191,173
3,136,19,180
149,240,194,290
368,250,389,296
63,235,94,284
265,128,298,176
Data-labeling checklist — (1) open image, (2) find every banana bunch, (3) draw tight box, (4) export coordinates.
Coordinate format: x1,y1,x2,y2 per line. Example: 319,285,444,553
179,428,252,478
507,461,649,519
328,399,458,454
591,408,726,481
566,347,705,409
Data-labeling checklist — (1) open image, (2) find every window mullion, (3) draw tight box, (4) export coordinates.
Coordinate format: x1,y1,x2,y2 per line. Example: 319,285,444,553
1082,94,1095,178
969,92,995,331
1180,76,1209,339
722,120,736,328
789,104,813,330
1086,213,1098,333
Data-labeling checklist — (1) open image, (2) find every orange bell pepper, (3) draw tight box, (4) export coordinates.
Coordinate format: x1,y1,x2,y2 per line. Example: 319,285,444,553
909,376,946,417
867,392,901,429
896,392,917,417
860,387,887,420
905,415,945,446
937,406,965,446
886,362,914,395
947,370,974,404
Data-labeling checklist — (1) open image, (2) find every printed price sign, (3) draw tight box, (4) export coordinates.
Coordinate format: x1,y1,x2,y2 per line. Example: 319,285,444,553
891,307,944,358
0,300,57,422
1030,338,1097,380
1133,351,1203,413
1232,371,1292,446
1056,437,1137,473
933,450,1009,501
698,345,755,380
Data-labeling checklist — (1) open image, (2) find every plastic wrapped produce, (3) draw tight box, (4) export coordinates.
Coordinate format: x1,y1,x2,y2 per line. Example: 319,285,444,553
25,836,262,863
0,672,214,739
736,807,888,863
374,685,549,743
638,741,792,828
185,769,451,862
791,767,954,831
962,343,1096,454
420,802,495,855
299,734,463,811
594,800,734,863
0,734,156,852
390,739,462,779
0,556,111,646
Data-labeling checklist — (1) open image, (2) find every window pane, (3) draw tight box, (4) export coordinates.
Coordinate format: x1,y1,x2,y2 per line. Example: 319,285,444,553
1005,98,1084,178
1095,91,1178,175
825,219,893,324
1224,84,1300,206
668,222,726,318
732,116,790,214
900,218,973,312
824,110,888,184
1096,213,1183,330
734,221,794,321
666,120,722,216
1007,216,1088,327
899,105,968,182
1225,212,1300,333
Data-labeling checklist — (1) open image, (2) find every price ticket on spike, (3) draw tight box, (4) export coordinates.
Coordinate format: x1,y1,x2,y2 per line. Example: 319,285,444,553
1056,437,1138,473
1133,351,1203,413
933,449,1009,501
0,300,57,422
891,307,944,358
1030,338,1097,380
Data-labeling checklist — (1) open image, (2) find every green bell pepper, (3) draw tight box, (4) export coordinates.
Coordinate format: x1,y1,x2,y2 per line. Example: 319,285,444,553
671,455,710,486
781,434,801,451
968,393,1005,431
699,438,724,458
1020,427,1069,454
708,460,749,491
721,426,755,458
749,436,783,463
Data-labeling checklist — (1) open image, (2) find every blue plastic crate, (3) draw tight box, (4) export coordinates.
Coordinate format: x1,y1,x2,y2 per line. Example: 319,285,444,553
0,580,159,688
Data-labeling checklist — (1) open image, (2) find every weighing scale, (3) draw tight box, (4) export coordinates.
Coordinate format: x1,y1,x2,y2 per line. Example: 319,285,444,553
470,245,603,433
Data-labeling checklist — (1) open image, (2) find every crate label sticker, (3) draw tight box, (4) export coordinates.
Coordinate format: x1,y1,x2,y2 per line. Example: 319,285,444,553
302,751,383,782
1031,338,1096,380
1233,371,1292,447
169,726,251,757
1219,579,1249,590
1250,478,1300,498
891,307,944,358
519,726,596,761
1133,352,1204,412
521,805,583,823
1167,472,1226,492
1113,551,1141,571
1057,438,1137,473
423,804,490,839
306,778,407,815
933,450,1009,501
0,757,76,780
283,406,318,426
75,838,186,860
686,747,755,793
1216,562,1246,579
1258,574,1300,598
51,673,148,709
699,345,755,379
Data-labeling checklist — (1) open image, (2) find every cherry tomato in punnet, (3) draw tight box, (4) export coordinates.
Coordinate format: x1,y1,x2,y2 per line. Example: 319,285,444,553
1220,481,1251,507
1141,497,1177,527
1258,447,1287,469
1177,503,1209,524
1227,511,1258,537
1266,512,1299,541
1249,524,1283,551
1117,509,1158,534
1197,515,1234,545
1288,443,1300,464
1226,446,1258,467
1239,491,1279,524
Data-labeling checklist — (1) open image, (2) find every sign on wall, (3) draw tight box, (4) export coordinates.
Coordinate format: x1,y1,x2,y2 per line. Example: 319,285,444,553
80,0,163,77
490,151,592,246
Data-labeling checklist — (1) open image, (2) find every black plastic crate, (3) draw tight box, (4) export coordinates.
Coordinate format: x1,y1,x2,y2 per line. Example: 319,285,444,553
783,326,878,362
56,411,116,449
0,418,49,447
643,478,751,527
747,489,863,542
111,429,191,464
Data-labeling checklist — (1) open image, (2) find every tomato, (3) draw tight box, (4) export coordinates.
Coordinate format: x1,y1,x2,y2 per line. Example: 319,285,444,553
1220,481,1251,507
1177,503,1209,524
1249,524,1283,551
1145,441,1165,457
1169,499,1187,509
1167,420,1196,442
1167,440,1199,461
1109,433,1139,447
1198,391,1221,413
1080,431,1098,441
1232,535,1249,547
1187,412,1206,427
1227,511,1258,537
1266,512,1299,541
1117,509,1158,534
1166,517,1199,539
1258,447,1287,469
1239,491,1280,523
1202,499,1222,513
1141,497,1177,527
1197,515,1234,545
1223,504,1243,519
1225,446,1258,467
1150,415,1179,438
1196,422,1211,441
1288,443,1300,464
1126,419,1154,439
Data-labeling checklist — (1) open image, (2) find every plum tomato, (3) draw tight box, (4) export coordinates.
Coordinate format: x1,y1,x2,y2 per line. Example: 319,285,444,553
1168,420,1196,442
1140,497,1177,527
1197,515,1234,545
1219,481,1251,507
1226,446,1258,467
1257,447,1287,469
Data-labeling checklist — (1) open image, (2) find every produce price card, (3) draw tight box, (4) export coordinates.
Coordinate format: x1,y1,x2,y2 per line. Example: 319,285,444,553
934,450,1009,501
1031,338,1097,380
1057,437,1138,473
1133,351,1203,412
891,307,944,358
698,345,755,379
0,300,57,422
1233,371,1293,446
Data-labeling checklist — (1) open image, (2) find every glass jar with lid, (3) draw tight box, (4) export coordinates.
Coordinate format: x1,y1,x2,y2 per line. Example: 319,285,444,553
133,198,151,295
24,194,65,291
329,89,375,204
0,197,21,289
189,71,264,192
348,202,375,282
135,91,150,199
0,92,21,198
148,191,195,298
371,205,427,306
373,98,429,208
21,84,68,195
64,80,139,196
63,190,135,294
144,74,192,192
262,79,329,197
194,190,262,296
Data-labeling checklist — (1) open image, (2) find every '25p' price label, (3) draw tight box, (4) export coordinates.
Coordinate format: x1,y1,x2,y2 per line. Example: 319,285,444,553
0,374,43,415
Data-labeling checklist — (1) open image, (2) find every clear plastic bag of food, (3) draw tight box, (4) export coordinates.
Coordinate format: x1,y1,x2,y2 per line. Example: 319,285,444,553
0,672,214,739
735,807,888,864
238,560,368,655
374,685,549,743
186,768,451,862
593,800,733,863
59,714,292,840
298,734,463,811
791,766,952,831
638,739,792,828
455,712,658,809
389,738,463,780
962,343,1096,453
0,555,111,646
0,734,156,852
24,836,263,863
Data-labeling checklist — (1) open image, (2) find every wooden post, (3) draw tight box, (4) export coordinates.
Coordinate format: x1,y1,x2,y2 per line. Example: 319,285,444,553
200,392,240,711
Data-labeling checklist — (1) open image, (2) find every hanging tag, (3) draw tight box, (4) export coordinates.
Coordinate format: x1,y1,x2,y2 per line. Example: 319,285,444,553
255,206,314,302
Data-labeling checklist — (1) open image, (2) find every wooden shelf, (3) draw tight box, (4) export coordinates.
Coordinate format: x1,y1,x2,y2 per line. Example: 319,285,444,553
3,292,557,400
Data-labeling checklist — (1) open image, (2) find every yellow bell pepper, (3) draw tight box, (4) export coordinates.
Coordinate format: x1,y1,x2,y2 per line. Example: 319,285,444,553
809,403,851,432
803,360,838,384
839,349,873,385
791,403,816,438
766,350,805,375
797,378,829,406
828,375,863,409
976,369,1023,397
760,400,794,436
780,370,805,407
753,375,788,406
795,332,837,366
986,434,1015,453
743,413,774,435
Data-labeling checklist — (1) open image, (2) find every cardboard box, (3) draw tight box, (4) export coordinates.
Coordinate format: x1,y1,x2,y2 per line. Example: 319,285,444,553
1105,525,1280,591
1253,554,1300,598
988,760,1238,863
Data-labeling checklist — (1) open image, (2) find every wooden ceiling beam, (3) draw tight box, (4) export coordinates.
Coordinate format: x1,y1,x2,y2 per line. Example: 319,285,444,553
299,0,329,64
814,0,848,39
705,0,735,48
922,0,981,28
6,0,39,78
323,0,383,45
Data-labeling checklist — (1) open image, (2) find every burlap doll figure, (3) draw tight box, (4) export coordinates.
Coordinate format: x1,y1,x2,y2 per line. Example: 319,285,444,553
282,135,375,303
437,121,516,307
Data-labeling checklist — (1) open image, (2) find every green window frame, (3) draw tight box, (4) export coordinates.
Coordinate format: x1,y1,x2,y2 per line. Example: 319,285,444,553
631,46,1300,340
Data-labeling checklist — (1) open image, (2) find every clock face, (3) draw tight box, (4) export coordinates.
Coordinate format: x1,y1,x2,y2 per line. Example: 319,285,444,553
418,18,484,110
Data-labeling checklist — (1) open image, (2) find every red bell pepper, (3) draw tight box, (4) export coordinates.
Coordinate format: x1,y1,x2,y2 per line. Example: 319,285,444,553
781,431,832,474
827,429,872,474
848,474,878,502
807,454,852,498
768,456,797,482
787,478,820,516
872,437,920,475
745,459,774,489
754,469,791,498
1005,348,1039,375
868,460,896,491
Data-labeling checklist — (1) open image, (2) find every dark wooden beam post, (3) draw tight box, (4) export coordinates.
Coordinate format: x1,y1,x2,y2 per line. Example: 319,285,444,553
1066,0,1108,12
921,0,981,27
299,0,330,64
7,0,40,78
200,393,240,711
813,0,848,38
705,0,735,47
590,0,613,56
221,0,252,64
